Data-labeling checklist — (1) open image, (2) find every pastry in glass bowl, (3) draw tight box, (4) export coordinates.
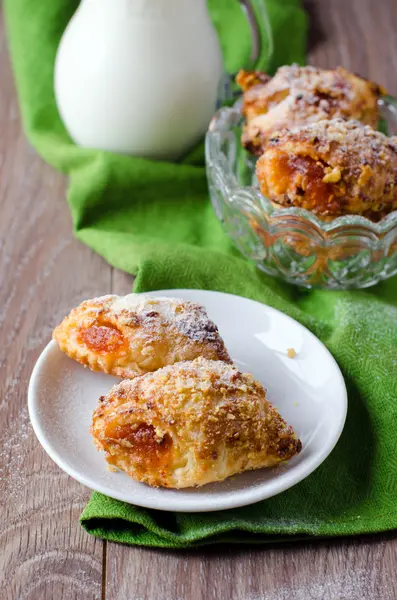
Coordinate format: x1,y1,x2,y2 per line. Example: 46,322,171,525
91,358,302,488
53,294,231,378
237,64,385,155
256,118,397,221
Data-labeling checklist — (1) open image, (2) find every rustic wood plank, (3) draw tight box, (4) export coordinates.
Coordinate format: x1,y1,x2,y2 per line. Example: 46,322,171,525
104,534,397,600
105,1,397,599
0,10,109,600
2,0,397,598
304,0,397,95
112,270,135,296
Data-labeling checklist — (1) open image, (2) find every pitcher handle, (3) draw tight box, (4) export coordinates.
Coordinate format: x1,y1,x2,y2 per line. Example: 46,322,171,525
239,0,274,68
217,0,274,105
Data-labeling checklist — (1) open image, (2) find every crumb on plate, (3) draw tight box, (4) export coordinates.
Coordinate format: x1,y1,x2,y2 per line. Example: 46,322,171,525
107,464,119,472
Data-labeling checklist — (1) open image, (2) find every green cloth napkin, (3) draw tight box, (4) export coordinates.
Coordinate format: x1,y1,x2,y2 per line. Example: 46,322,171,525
5,0,397,549
81,264,397,547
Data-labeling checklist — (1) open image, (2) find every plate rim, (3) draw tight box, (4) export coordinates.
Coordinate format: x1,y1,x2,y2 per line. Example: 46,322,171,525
28,289,348,512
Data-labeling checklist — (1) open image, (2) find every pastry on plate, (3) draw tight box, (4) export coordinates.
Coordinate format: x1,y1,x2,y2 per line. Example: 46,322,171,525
91,358,302,488
53,295,231,378
237,64,385,155
256,118,397,221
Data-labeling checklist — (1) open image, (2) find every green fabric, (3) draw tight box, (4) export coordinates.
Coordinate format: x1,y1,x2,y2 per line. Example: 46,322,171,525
80,264,397,547
4,0,307,270
5,0,397,549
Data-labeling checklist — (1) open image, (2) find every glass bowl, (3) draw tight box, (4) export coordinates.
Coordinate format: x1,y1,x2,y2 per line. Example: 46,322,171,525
205,97,397,289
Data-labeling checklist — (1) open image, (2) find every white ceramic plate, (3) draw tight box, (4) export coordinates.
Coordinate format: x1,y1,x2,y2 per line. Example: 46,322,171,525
28,289,347,512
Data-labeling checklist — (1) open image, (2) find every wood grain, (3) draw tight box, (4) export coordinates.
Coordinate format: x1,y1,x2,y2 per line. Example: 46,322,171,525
1,1,397,599
106,2,397,600
0,10,107,600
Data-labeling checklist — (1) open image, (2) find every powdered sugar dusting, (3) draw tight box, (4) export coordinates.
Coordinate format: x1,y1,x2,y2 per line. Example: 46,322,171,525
112,294,222,344
129,566,393,600
0,406,32,503
112,294,182,319
243,566,394,600
142,357,255,391
173,304,220,343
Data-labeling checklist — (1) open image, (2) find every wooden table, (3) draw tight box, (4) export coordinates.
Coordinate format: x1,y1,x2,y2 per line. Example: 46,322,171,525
2,1,397,598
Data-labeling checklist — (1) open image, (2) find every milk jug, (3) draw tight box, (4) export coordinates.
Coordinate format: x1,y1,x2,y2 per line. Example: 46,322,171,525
55,0,270,159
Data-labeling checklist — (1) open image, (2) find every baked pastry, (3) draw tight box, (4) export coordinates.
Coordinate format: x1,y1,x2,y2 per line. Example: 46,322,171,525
53,295,231,378
91,358,302,488
256,118,397,221
237,65,385,155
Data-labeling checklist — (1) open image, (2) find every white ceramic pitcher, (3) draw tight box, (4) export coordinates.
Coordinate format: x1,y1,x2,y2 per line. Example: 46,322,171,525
54,0,270,160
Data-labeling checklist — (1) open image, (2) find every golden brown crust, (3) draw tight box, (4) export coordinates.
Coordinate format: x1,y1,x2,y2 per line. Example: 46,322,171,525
237,65,385,155
53,295,231,378
91,358,302,488
256,118,397,220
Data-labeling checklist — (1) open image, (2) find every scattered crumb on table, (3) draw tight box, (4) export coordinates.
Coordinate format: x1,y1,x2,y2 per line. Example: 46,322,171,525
287,347,297,358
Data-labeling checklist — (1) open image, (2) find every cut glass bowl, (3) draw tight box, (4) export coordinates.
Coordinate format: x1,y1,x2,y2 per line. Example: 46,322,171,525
205,97,397,289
